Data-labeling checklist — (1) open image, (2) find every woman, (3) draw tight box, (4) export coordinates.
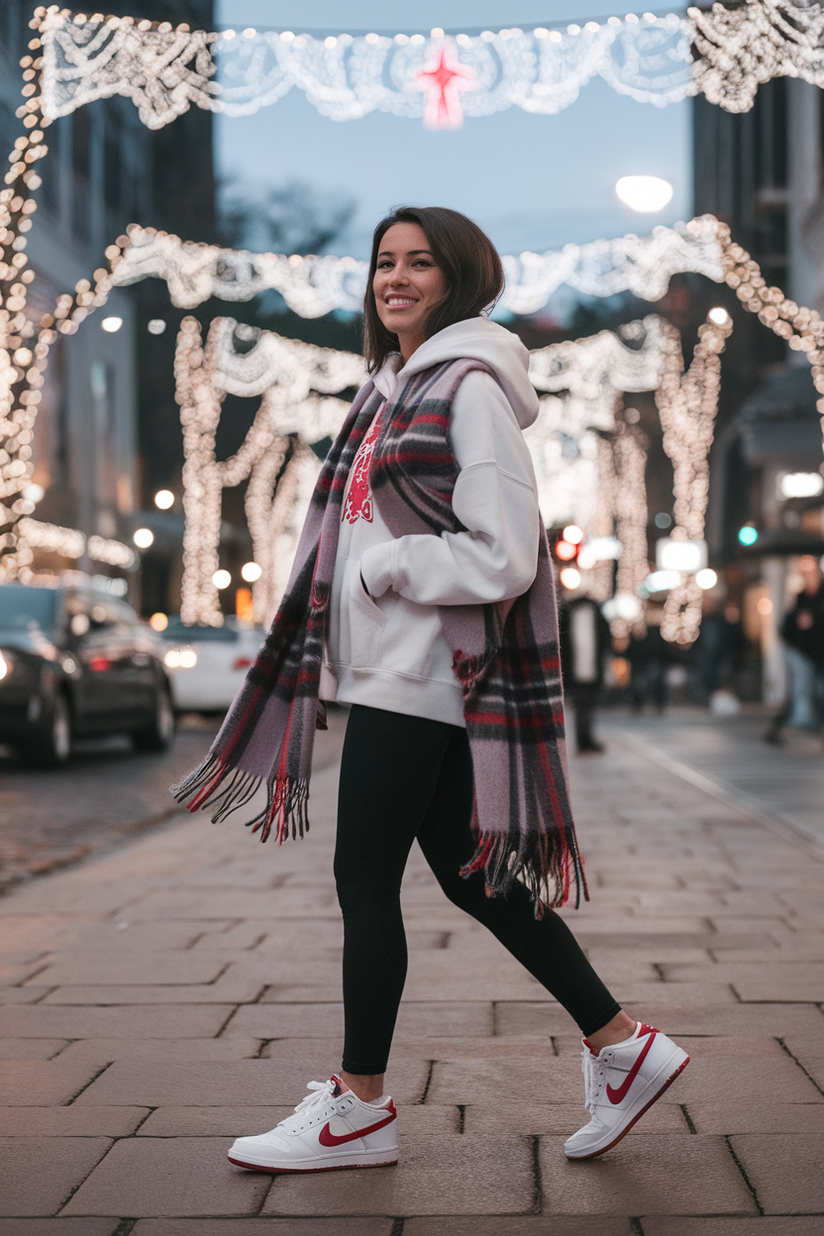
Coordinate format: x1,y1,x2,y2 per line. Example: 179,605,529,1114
174,206,689,1172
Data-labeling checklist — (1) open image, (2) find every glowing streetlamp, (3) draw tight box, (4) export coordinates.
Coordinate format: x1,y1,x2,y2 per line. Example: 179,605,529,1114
615,175,674,213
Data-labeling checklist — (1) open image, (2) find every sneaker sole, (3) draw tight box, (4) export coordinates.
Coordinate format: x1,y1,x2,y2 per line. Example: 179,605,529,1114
564,1054,690,1161
228,1153,398,1174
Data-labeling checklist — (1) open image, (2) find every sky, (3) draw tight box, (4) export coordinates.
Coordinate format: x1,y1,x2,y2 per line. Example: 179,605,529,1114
214,1,692,265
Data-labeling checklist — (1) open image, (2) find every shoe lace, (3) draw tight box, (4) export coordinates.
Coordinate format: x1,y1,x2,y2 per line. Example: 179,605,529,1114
581,1047,605,1115
278,1079,337,1133
295,1078,336,1115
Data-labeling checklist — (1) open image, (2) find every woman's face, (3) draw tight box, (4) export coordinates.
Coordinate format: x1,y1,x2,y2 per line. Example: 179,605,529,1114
372,221,447,360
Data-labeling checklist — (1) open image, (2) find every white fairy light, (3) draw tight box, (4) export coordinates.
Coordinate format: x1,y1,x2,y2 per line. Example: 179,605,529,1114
611,424,650,637
174,317,363,627
110,219,727,319
37,5,824,129
525,315,665,537
691,0,824,114
88,534,136,569
35,9,695,130
655,310,733,644
16,517,84,560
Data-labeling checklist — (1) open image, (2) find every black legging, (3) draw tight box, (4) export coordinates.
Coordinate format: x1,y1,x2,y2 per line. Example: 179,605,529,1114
334,705,621,1075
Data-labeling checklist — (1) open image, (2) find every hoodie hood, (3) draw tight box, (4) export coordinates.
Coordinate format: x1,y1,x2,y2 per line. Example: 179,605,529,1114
372,318,540,430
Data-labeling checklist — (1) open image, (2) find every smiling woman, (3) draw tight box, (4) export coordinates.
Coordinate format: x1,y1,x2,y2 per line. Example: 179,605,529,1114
173,202,690,1176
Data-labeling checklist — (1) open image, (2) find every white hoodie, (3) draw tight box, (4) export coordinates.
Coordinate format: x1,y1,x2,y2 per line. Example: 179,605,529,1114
321,318,542,727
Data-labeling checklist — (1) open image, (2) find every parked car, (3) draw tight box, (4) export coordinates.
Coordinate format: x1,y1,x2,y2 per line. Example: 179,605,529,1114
0,582,174,766
161,617,264,713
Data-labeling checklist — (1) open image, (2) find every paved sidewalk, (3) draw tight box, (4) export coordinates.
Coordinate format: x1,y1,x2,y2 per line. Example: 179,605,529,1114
1,707,824,1234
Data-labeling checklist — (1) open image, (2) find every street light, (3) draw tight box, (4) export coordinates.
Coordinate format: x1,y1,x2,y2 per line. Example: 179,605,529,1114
615,175,673,213
154,489,174,509
133,527,154,549
101,316,123,333
212,569,231,589
241,561,262,582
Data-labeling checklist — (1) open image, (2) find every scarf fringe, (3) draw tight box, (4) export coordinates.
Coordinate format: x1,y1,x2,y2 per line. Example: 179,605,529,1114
252,776,310,844
172,756,310,845
460,829,589,914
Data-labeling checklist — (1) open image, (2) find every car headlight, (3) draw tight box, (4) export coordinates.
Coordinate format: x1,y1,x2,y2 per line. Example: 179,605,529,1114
0,650,9,681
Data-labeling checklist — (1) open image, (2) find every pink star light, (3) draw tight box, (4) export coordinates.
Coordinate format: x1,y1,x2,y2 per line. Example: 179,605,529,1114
416,41,475,130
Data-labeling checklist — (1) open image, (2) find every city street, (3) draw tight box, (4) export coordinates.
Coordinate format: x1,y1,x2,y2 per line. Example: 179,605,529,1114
0,717,220,894
1,705,823,1231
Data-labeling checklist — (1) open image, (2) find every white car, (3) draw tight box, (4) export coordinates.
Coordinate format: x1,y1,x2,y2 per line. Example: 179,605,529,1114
161,617,265,713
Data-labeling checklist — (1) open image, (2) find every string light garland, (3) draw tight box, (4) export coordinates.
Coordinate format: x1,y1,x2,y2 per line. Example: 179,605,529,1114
109,219,726,320
174,316,364,625
525,315,665,537
0,48,117,580
34,5,824,130
691,0,824,115
35,9,693,131
610,422,650,638
655,310,734,645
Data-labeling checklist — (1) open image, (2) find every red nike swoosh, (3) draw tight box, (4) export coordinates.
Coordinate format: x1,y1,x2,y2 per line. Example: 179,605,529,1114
318,1109,396,1147
606,1028,658,1105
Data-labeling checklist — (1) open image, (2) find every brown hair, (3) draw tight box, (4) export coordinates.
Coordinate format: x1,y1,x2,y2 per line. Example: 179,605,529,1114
362,206,504,373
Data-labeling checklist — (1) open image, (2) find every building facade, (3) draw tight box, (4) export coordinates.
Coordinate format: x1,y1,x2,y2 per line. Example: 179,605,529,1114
695,79,824,702
0,1,216,609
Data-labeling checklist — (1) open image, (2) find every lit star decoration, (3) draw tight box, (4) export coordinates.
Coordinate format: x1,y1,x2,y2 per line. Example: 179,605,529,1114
416,38,475,131
33,5,824,130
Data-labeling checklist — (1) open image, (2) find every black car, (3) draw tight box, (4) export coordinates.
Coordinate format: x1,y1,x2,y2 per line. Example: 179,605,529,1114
0,582,174,766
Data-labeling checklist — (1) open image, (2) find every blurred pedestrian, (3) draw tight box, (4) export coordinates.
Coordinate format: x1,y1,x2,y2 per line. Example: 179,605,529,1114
559,591,611,752
766,555,824,742
626,609,669,713
175,207,689,1173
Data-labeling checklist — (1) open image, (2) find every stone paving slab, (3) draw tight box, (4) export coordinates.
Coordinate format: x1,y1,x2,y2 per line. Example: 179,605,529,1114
0,1003,235,1038
730,1133,824,1213
61,1137,270,1217
0,1137,112,1216
642,1221,824,1236
538,1134,757,1215
72,1058,431,1108
0,1222,121,1236
405,1221,638,1236
130,1222,394,1235
0,1106,150,1135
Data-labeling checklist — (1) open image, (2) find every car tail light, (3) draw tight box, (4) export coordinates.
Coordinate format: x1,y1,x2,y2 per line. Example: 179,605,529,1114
88,655,111,672
233,657,253,670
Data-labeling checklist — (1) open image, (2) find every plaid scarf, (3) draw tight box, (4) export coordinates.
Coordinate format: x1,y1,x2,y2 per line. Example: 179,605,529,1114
172,357,588,910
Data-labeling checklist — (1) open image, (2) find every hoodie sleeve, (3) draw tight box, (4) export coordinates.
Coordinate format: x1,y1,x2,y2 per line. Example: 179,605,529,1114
360,370,541,606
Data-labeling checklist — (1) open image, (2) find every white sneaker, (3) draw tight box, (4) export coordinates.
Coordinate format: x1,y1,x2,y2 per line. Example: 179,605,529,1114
228,1075,398,1173
564,1022,689,1160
